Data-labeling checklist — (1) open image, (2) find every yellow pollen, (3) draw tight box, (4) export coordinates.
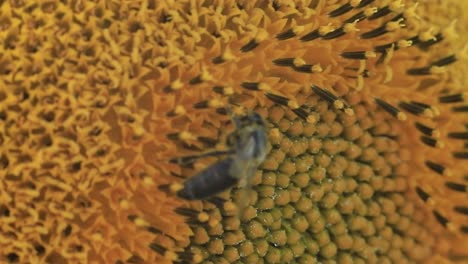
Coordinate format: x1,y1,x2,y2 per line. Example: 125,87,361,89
419,28,437,42
222,48,235,61
258,82,271,91
386,19,405,31
171,79,183,90
142,177,155,187
256,29,268,42
435,140,445,149
307,115,317,123
134,217,149,227
430,106,440,117
430,66,446,74
333,100,344,109
350,0,361,7
422,109,434,119
223,86,234,95
442,20,458,41
312,64,323,73
404,3,420,19
344,108,355,116
365,51,376,58
390,0,404,11
119,199,130,209
293,26,305,34
344,22,359,33
447,223,457,233
165,251,178,261
208,99,224,108
319,24,335,35
288,100,300,109
293,58,306,67
397,40,413,48
169,183,184,193
356,75,364,91
200,69,213,81
174,105,186,115
92,232,103,241
364,7,377,16
397,112,407,121
179,131,196,141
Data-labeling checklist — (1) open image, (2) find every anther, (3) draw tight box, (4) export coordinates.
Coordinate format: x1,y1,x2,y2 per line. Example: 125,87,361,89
374,98,407,120
439,93,467,103
420,136,444,148
425,161,450,176
454,206,468,215
276,26,304,40
341,51,376,60
329,2,354,17
445,182,467,193
432,54,457,67
415,122,439,138
163,79,183,93
398,102,432,117
368,6,391,20
432,210,449,228
448,131,468,140
453,152,468,159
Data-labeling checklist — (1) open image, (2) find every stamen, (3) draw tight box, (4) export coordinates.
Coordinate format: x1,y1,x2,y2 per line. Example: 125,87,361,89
453,152,468,159
445,182,467,193
292,64,322,73
265,93,289,106
452,105,468,112
420,136,444,148
273,57,295,67
323,27,346,40
432,210,449,228
454,206,468,215
439,93,467,103
425,160,450,176
415,122,439,138
329,2,353,17
357,0,375,8
374,98,407,120
432,54,457,67
341,51,376,60
311,86,344,109
240,39,259,52
415,187,430,202
212,48,235,64
398,102,428,116
448,131,468,140
276,26,304,40
368,6,391,20
163,79,183,93
212,86,234,95
300,29,320,42
241,82,261,91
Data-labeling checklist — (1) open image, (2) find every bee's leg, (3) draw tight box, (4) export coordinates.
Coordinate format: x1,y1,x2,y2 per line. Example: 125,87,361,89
169,149,234,166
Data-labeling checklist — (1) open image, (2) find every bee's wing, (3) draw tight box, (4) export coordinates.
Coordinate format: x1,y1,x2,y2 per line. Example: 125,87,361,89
234,160,259,219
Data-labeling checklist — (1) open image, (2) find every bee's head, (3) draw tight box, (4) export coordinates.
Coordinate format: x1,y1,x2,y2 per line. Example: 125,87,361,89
241,112,266,127
225,112,266,149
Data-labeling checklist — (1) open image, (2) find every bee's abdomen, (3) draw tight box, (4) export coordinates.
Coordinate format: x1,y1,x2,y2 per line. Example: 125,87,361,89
177,158,238,200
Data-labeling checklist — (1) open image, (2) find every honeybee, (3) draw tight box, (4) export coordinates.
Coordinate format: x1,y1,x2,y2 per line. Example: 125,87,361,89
163,110,268,201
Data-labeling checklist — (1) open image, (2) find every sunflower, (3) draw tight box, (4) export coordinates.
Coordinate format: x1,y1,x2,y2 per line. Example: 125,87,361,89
0,0,466,263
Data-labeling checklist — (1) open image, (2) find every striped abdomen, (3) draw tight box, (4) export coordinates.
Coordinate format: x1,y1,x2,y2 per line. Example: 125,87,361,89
177,157,238,200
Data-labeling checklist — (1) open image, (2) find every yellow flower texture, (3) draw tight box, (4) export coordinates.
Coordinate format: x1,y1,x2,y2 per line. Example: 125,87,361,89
0,0,467,263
